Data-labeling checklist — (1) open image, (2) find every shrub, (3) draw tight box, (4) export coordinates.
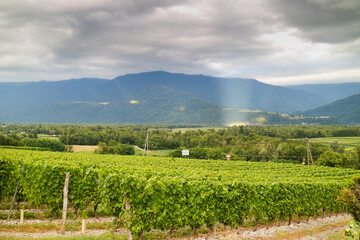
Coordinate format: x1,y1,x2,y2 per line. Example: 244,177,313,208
316,150,350,168
96,142,135,155
23,138,65,152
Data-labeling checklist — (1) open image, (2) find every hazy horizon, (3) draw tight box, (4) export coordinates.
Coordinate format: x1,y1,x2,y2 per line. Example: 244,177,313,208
1,70,360,87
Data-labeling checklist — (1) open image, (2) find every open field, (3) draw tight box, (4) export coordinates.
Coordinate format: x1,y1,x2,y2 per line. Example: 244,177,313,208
134,145,171,156
71,145,99,153
310,137,360,149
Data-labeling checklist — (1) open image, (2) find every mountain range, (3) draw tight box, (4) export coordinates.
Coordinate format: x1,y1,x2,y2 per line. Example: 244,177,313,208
287,83,360,102
0,71,359,125
296,94,360,124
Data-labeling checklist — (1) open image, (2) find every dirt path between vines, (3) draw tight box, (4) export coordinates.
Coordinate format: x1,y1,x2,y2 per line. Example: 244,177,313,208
0,214,352,239
197,214,352,240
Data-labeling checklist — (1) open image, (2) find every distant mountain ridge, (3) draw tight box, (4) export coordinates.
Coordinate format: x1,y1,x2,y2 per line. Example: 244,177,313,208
296,93,360,124
101,71,329,113
6,86,223,124
0,71,352,124
0,78,108,115
286,83,360,102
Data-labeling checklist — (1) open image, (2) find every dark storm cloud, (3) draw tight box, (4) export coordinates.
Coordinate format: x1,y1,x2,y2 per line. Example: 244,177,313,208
51,1,277,61
270,0,360,43
0,0,359,84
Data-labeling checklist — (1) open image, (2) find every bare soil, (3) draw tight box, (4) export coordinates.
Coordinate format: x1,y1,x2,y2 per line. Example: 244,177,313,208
0,214,352,239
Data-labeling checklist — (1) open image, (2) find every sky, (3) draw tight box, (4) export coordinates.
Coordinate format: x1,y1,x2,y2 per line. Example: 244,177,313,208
0,0,359,85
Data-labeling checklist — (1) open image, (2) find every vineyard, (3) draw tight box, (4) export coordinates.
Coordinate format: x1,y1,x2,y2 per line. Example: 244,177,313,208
1,148,359,238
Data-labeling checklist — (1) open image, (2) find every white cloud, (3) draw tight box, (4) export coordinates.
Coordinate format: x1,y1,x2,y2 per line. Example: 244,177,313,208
260,68,360,85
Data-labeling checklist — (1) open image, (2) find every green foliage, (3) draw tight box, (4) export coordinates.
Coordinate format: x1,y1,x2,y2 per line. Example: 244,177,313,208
82,210,88,220
189,148,207,159
299,93,360,124
344,220,360,239
0,158,15,201
317,150,352,168
272,159,300,164
3,124,360,169
23,138,65,152
4,124,360,160
338,176,360,223
96,142,135,155
169,147,228,160
345,149,359,169
0,134,22,146
1,148,358,235
0,71,339,124
329,140,345,153
0,146,50,151
168,148,182,158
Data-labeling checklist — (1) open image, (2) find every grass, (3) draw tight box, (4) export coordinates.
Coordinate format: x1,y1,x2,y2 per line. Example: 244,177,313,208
134,147,144,156
0,232,127,240
327,231,346,240
0,200,350,240
0,198,12,210
0,223,200,240
134,147,171,157
0,218,350,240
0,222,59,233
148,149,172,156
0,208,110,221
267,220,349,240
0,220,115,233
71,145,99,153
0,198,32,210
310,136,360,149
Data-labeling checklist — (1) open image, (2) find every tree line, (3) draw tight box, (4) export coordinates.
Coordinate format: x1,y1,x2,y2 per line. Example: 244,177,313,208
1,123,360,168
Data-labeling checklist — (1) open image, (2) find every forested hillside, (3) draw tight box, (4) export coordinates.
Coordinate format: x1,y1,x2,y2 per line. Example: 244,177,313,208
297,94,360,124
0,71,332,124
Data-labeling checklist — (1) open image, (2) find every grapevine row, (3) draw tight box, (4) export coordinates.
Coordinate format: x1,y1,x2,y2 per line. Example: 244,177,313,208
0,149,358,235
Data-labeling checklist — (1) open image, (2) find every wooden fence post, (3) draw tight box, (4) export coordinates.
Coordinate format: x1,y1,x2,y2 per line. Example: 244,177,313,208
20,209,24,224
82,219,86,234
61,172,70,235
125,193,133,240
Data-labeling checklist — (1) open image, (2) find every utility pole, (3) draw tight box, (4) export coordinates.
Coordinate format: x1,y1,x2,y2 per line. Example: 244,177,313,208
143,133,149,156
305,138,314,165
66,134,69,152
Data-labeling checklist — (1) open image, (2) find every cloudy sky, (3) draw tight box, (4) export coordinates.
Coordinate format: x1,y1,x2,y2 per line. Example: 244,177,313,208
0,0,359,85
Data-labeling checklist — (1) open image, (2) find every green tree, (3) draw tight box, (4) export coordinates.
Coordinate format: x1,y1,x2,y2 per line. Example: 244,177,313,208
96,142,135,155
23,138,65,152
344,149,359,169
329,140,345,154
189,148,207,159
169,148,182,158
316,150,349,168
0,134,22,146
